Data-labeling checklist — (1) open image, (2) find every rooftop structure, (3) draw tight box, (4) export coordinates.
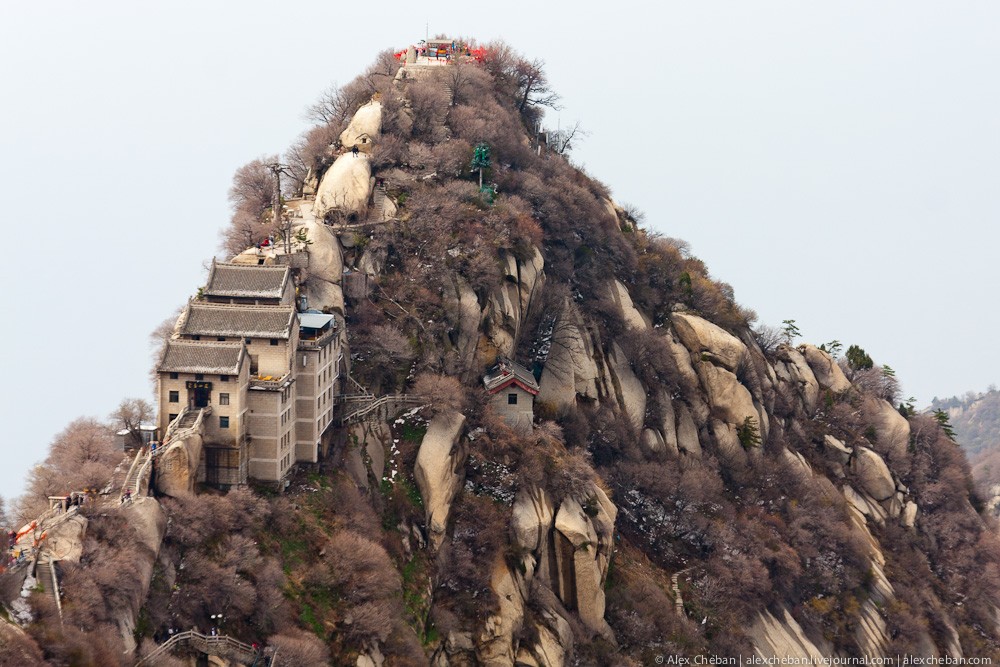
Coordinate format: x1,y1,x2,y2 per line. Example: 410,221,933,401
159,340,246,376
483,357,538,433
179,302,295,340
482,357,540,396
203,260,293,303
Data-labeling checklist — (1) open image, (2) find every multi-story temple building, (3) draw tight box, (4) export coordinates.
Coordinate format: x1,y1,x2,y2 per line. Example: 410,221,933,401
155,261,341,487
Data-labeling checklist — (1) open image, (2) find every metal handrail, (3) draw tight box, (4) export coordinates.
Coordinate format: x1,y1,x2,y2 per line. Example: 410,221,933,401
136,629,261,666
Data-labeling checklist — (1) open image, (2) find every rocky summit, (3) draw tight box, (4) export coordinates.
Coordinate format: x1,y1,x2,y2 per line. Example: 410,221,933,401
2,39,999,667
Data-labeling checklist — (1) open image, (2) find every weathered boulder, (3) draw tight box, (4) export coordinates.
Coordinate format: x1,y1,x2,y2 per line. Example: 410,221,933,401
823,435,853,465
339,100,382,149
297,220,345,315
710,419,749,468
902,501,918,529
537,300,600,410
851,447,896,501
342,421,390,490
800,344,851,393
782,448,812,479
675,403,702,457
606,343,646,430
552,491,616,641
443,276,483,373
775,345,820,414
512,486,555,555
314,154,372,218
478,561,525,666
664,331,701,397
607,280,648,330
748,606,829,660
155,433,203,498
843,484,889,526
862,397,911,463
43,514,88,563
485,248,545,359
515,609,573,667
671,312,747,373
414,411,467,549
696,362,759,427
118,497,168,653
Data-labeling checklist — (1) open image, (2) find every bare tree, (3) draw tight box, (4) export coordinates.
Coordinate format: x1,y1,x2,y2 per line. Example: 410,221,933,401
513,57,560,114
548,120,588,155
306,82,356,126
220,157,280,256
482,41,560,122
109,398,154,449
15,418,121,521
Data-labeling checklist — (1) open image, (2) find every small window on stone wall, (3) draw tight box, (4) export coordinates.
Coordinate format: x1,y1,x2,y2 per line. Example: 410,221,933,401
508,393,518,405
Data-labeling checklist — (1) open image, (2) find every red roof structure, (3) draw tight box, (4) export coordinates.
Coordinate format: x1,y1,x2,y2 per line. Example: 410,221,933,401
482,358,539,396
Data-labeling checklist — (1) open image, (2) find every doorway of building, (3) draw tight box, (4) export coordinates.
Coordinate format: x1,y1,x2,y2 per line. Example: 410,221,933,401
187,381,212,409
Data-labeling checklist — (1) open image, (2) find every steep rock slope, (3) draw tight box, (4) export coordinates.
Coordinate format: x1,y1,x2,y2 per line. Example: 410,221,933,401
7,43,1000,667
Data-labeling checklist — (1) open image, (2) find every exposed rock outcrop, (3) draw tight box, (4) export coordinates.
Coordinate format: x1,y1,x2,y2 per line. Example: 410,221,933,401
799,344,851,393
537,300,600,410
672,311,747,373
851,447,896,501
340,99,382,149
298,219,346,315
314,153,373,219
414,411,467,549
552,491,616,641
341,420,390,490
118,497,168,653
155,433,203,497
775,345,820,414
862,397,911,463
484,248,545,357
748,606,829,660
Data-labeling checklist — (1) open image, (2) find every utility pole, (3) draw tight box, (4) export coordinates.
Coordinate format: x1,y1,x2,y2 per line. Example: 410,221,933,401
266,162,292,254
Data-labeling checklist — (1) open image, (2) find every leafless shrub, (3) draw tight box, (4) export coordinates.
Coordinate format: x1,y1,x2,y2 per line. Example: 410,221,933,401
407,78,450,142
413,373,468,416
547,449,597,503
269,627,330,667
0,620,45,667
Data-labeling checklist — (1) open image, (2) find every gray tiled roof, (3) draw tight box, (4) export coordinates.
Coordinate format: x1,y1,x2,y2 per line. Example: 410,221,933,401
483,357,539,394
160,340,245,375
182,303,295,339
204,261,290,299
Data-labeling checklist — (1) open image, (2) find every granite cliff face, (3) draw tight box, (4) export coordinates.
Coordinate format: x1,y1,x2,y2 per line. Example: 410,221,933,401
6,43,1000,666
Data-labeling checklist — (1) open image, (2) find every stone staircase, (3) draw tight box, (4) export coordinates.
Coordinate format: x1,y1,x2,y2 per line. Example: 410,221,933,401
34,558,62,621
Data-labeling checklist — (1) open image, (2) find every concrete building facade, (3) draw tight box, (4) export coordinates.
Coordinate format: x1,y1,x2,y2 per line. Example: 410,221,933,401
156,262,341,487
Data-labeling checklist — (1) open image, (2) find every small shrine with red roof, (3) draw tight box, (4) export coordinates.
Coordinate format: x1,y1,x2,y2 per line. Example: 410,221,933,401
482,357,539,433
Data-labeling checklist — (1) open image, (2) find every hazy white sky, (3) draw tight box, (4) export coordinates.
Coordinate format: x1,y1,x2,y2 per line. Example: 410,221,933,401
2,1,998,500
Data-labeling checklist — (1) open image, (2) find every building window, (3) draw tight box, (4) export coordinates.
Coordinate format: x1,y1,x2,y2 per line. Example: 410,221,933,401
270,339,279,346
220,393,230,405
219,416,230,428
195,373,204,381
169,390,179,403
192,335,201,341
245,338,252,345
220,375,229,382
169,372,179,380
508,393,518,405
217,337,226,342
169,413,178,422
